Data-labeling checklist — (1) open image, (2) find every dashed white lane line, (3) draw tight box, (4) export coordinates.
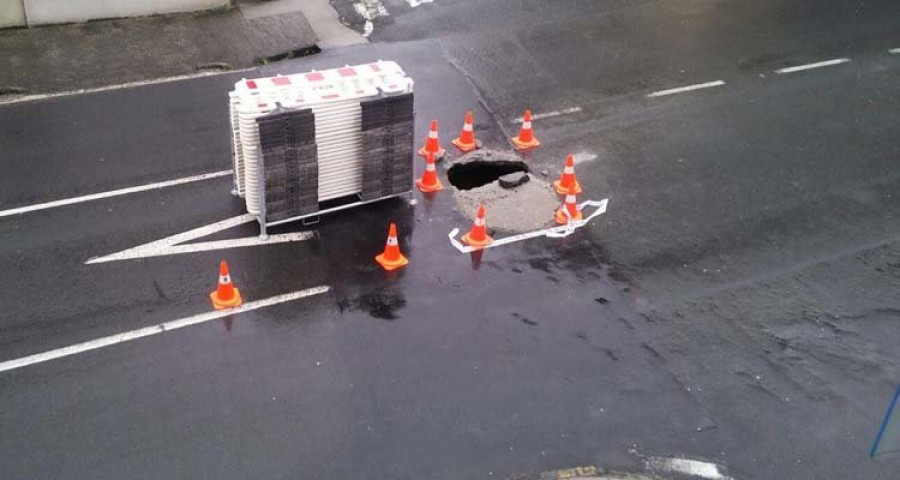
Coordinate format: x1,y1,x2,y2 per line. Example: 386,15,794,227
0,285,331,374
0,69,254,106
647,80,726,98
0,170,233,219
890,48,900,54
86,213,315,264
510,107,583,123
775,58,851,74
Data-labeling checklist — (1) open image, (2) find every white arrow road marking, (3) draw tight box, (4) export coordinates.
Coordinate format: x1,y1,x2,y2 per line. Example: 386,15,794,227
0,170,233,218
0,285,331,374
86,213,316,264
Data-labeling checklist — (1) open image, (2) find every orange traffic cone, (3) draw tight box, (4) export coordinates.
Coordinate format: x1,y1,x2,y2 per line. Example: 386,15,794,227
553,154,582,194
452,111,479,152
416,152,443,193
375,223,409,271
555,185,583,225
461,204,493,248
210,260,243,310
511,109,541,151
418,119,446,159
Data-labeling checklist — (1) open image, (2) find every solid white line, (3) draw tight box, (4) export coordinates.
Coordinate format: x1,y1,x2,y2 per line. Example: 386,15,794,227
647,80,726,98
775,58,850,74
510,107,583,123
890,48,900,54
0,170,233,219
0,69,254,106
0,285,331,374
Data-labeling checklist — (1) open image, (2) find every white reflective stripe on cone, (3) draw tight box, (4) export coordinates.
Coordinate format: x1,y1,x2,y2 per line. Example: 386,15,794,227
426,163,436,171
220,274,231,284
565,195,576,203
428,130,438,138
475,217,485,226
463,124,473,131
522,121,532,129
563,166,574,174
387,237,398,246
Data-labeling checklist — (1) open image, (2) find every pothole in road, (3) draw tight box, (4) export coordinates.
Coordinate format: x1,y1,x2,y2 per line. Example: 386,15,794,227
447,149,559,233
446,159,529,190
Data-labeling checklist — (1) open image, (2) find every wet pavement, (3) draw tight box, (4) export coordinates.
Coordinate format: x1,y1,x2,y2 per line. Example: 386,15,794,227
2,1,900,479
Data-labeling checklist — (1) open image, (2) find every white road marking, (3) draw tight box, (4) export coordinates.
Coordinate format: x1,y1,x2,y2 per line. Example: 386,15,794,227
645,457,733,480
890,48,900,54
406,0,434,6
0,170,233,219
448,199,609,253
510,107,582,123
647,80,726,98
572,152,598,164
86,214,316,264
775,58,850,74
0,69,254,106
352,0,389,37
0,286,331,374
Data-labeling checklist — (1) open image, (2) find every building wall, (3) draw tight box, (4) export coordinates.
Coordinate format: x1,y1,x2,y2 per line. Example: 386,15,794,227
21,0,229,26
0,0,27,28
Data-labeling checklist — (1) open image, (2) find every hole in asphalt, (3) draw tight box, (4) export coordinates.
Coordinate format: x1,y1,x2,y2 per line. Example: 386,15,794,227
256,45,322,65
0,86,27,97
447,160,529,190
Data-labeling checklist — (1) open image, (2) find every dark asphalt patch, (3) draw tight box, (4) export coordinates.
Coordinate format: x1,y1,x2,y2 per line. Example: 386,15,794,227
338,288,407,320
511,312,538,326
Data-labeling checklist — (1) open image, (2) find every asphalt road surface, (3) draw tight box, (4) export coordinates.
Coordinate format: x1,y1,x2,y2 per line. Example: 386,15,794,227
2,1,899,478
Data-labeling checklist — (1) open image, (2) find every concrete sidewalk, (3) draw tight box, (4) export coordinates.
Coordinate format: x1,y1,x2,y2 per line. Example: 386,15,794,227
0,0,364,96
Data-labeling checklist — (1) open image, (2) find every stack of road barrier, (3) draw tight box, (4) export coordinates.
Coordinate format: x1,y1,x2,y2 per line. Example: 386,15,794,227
360,93,415,200
228,61,415,232
256,107,319,221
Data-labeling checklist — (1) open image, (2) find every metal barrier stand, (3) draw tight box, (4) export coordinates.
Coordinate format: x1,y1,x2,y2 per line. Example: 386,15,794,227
257,151,269,241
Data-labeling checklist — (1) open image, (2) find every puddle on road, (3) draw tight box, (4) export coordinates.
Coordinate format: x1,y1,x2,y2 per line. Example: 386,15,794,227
338,288,406,320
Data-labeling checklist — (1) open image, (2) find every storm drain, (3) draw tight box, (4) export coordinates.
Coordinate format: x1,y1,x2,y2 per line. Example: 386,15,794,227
446,160,529,190
256,45,322,65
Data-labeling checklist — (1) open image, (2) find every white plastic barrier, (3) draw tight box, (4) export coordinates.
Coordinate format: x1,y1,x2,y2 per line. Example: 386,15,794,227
229,61,414,215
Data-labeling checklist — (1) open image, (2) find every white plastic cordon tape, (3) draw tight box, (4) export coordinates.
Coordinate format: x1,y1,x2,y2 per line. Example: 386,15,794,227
448,199,609,253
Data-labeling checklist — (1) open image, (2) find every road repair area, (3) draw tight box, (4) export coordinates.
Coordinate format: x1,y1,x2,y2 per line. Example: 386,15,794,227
1,1,900,479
